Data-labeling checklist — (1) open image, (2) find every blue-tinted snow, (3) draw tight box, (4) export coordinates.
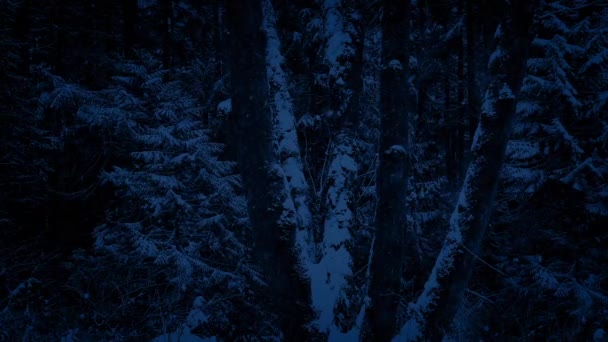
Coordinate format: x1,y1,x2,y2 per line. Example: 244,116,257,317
216,99,232,115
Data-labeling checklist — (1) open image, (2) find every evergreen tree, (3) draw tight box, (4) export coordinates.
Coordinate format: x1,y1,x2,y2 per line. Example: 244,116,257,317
2,0,607,340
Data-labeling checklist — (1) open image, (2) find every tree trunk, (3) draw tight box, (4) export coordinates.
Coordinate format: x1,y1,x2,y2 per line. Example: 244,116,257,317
367,0,419,340
123,0,137,59
225,0,312,338
305,0,365,338
465,0,480,147
443,58,456,187
14,0,31,75
457,31,466,185
395,0,540,340
214,0,224,75
50,0,66,73
160,0,172,68
261,0,315,314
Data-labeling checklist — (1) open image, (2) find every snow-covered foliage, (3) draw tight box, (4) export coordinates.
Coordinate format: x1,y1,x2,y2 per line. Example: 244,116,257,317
1,54,259,340
85,60,254,339
486,177,608,339
506,0,608,205
484,3,608,339
3,0,607,340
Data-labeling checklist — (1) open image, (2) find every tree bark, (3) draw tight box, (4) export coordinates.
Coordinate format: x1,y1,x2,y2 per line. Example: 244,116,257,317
456,31,466,185
444,62,456,187
367,0,419,340
14,0,31,75
308,0,365,337
261,5,316,334
123,0,138,59
213,0,224,76
395,0,540,340
225,0,312,338
465,0,480,147
50,0,66,74
160,0,172,68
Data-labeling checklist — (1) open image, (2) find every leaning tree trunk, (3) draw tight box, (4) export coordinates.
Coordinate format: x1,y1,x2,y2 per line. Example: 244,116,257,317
225,0,312,339
394,0,540,340
366,0,419,340
262,0,314,269
465,0,481,148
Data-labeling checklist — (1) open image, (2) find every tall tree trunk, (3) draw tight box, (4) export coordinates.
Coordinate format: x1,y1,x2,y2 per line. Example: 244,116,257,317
465,0,480,161
50,0,65,74
123,0,137,58
202,0,224,128
100,0,117,53
307,1,364,338
395,0,540,340
14,0,31,75
225,0,312,338
160,0,172,68
214,0,224,75
262,0,314,297
443,55,457,188
456,31,466,185
367,0,418,340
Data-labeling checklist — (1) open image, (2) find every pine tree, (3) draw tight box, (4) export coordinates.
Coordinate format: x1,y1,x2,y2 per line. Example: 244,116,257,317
483,1,608,338
88,60,252,338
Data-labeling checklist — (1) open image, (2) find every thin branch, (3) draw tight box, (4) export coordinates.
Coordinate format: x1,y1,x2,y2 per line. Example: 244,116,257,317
466,288,496,304
461,243,506,276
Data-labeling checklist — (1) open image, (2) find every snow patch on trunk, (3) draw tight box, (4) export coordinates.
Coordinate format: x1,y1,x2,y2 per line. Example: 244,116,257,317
481,89,496,117
310,141,357,334
394,158,477,341
217,99,232,114
323,0,354,78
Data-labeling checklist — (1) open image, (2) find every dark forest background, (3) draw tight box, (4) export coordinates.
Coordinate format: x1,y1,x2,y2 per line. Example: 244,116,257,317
0,0,607,340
